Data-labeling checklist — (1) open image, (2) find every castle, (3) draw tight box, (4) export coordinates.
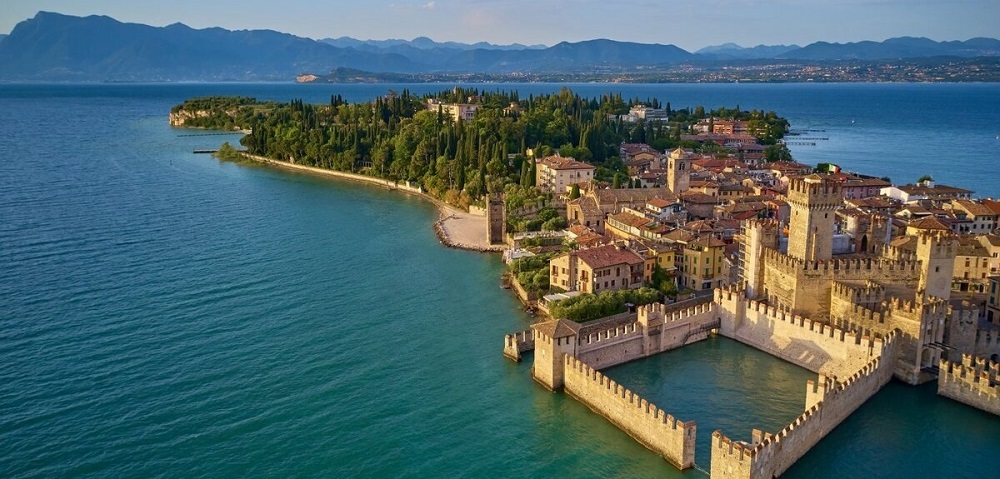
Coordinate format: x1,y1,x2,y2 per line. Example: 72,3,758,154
504,174,997,479
739,175,978,385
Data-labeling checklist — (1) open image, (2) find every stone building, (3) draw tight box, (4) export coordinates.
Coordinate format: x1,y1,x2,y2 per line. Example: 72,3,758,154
535,155,595,195
679,236,727,291
549,243,647,294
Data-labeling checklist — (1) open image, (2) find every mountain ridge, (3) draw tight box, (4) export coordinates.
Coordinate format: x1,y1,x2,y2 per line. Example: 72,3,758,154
1,12,997,81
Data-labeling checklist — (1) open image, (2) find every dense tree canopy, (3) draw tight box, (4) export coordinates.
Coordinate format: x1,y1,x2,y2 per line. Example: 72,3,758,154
174,89,787,209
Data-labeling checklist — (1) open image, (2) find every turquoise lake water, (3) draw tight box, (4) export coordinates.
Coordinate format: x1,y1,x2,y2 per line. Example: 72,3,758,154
1,83,999,478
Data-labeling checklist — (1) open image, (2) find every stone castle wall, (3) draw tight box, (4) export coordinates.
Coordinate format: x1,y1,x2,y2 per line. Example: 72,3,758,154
709,334,898,479
563,355,697,469
938,355,1000,416
577,302,717,370
975,326,1000,360
715,287,887,378
759,247,920,318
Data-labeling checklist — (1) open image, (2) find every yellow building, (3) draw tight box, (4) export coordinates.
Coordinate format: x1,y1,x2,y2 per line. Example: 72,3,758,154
679,236,727,291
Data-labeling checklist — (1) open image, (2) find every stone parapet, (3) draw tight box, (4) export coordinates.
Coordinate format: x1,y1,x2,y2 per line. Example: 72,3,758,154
564,355,696,469
938,355,1000,416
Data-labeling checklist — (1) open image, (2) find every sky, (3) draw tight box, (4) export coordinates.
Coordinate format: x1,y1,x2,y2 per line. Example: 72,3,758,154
2,0,998,51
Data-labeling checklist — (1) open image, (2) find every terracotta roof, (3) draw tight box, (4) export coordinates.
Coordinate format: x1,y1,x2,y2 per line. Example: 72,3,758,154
537,155,595,170
909,216,951,231
594,188,676,206
982,199,1000,215
689,236,727,249
890,236,917,250
663,229,697,244
609,211,653,229
647,197,673,208
979,235,1000,247
575,244,645,269
953,199,997,217
680,191,722,204
532,318,582,338
569,196,603,216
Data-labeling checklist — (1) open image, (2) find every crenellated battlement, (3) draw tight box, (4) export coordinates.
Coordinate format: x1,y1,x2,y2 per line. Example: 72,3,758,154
580,322,642,346
564,355,697,468
741,298,883,351
938,355,1000,416
885,295,948,317
503,329,535,362
762,246,919,276
831,280,885,305
786,176,842,207
709,332,897,478
742,218,780,232
880,243,917,262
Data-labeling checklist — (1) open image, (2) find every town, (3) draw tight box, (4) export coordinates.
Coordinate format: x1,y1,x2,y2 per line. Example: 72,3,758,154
498,115,1000,478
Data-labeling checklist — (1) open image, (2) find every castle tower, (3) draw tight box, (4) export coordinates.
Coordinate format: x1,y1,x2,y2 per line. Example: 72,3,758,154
486,194,506,245
666,147,691,194
531,319,580,390
739,219,780,299
909,217,956,301
786,175,841,262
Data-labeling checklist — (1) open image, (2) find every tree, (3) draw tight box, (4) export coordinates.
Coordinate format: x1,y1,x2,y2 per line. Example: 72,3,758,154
764,144,793,162
213,141,243,161
613,173,623,189
569,184,581,199
917,174,934,184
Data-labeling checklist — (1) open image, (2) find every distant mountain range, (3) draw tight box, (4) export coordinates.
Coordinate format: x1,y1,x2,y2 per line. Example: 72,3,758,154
319,36,546,51
0,12,998,82
695,43,801,60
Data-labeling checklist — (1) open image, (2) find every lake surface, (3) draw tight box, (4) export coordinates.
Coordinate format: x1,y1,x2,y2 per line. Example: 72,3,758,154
1,83,998,478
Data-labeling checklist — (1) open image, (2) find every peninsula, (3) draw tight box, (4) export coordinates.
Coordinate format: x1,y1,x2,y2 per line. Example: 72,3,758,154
172,88,1000,477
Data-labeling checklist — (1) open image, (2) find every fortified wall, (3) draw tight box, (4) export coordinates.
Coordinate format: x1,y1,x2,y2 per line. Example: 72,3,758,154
715,287,887,378
709,333,898,479
563,356,696,469
758,247,921,319
577,302,717,370
975,326,1000,361
531,301,719,391
937,355,1000,416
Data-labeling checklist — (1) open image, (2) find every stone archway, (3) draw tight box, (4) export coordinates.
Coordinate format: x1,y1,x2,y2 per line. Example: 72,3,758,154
860,234,869,253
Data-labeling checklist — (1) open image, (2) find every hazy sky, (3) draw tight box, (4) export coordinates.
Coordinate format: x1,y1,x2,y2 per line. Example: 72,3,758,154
2,0,998,51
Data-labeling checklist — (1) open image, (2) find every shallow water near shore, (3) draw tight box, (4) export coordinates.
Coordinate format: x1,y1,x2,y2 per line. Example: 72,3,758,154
1,83,999,478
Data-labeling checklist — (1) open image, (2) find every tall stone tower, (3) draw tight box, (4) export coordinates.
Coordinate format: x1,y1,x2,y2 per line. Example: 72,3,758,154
531,319,580,391
786,175,840,262
486,195,506,245
909,217,956,300
666,147,691,194
739,219,780,299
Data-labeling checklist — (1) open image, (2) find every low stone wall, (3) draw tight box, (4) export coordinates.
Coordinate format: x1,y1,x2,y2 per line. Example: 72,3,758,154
577,302,718,370
710,334,898,479
938,355,1000,416
503,329,534,362
564,355,696,469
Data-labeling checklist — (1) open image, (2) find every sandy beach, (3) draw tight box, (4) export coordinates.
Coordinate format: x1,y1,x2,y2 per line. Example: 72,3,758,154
434,204,504,252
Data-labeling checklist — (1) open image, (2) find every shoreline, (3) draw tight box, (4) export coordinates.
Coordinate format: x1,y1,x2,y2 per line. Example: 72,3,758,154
240,153,505,253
